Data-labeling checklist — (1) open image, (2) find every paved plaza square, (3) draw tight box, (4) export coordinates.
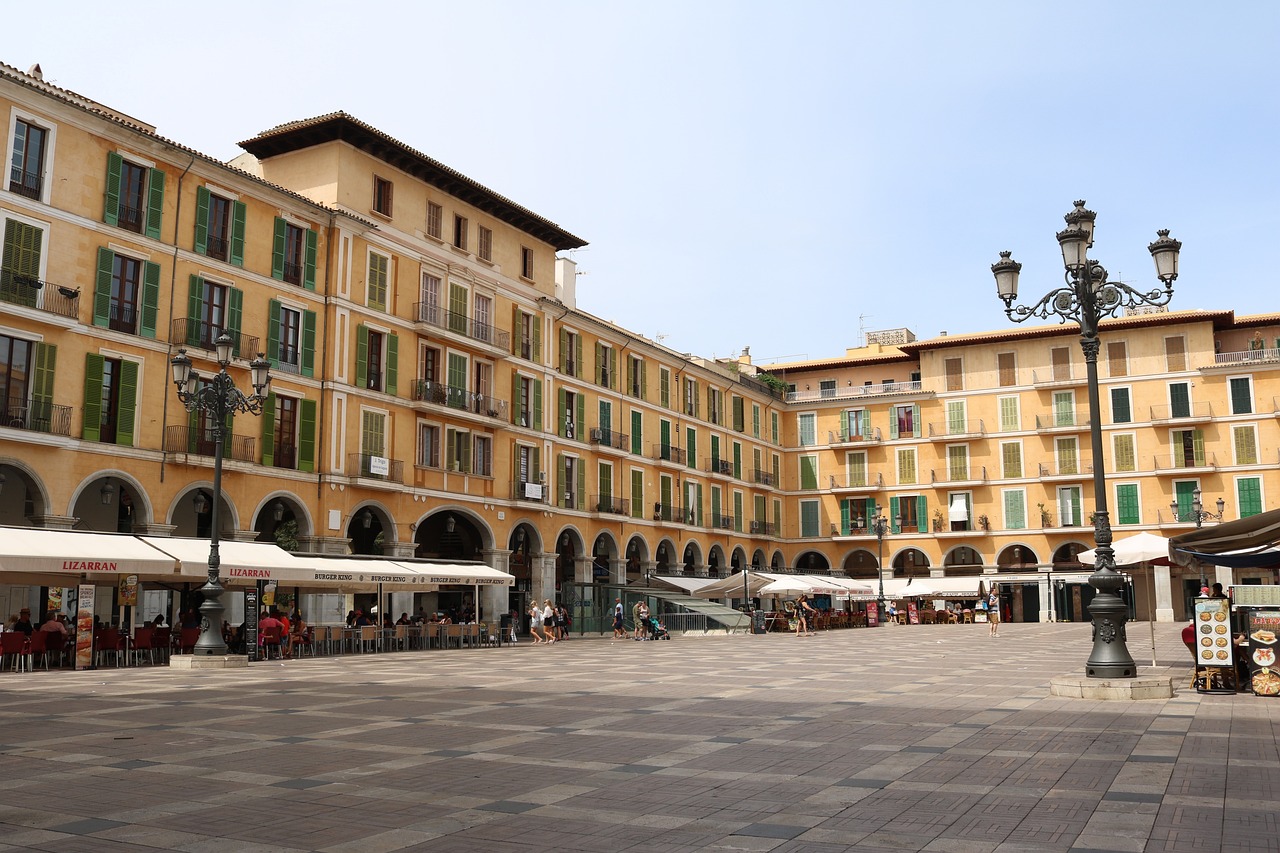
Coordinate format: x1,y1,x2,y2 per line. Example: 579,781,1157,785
0,621,1273,852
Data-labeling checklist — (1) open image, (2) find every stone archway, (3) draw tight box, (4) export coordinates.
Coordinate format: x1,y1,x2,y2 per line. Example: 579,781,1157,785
348,504,392,556
682,541,703,576
842,549,880,579
1052,542,1089,568
591,531,618,583
891,548,930,579
0,459,52,526
555,528,584,588
508,522,542,592
796,551,830,573
253,494,311,551
170,486,236,540
75,473,149,534
770,550,784,571
655,539,675,574
730,546,747,574
943,545,985,576
707,544,725,577
997,544,1040,570
416,510,485,561
625,535,649,583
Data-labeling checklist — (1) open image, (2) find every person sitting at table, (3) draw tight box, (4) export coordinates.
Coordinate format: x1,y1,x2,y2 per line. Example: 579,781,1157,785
12,608,34,636
382,613,395,630
396,612,411,626
352,609,372,628
40,611,68,635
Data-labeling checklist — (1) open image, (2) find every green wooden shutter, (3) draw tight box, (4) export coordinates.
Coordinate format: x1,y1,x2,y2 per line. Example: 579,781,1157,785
1170,383,1190,418
889,410,899,440
557,387,567,437
229,200,246,266
840,499,851,535
732,396,744,431
115,359,138,447
194,186,210,256
1110,388,1130,423
531,445,540,481
1238,477,1262,517
800,455,817,490
686,427,697,469
574,334,583,378
556,453,565,506
577,462,586,511
298,399,317,472
533,379,543,431
303,228,317,290
1229,377,1252,414
889,496,900,534
1,221,40,308
639,359,647,400
860,410,871,439
632,470,644,519
301,310,316,378
711,486,721,522
510,306,521,356
145,168,165,240
577,393,585,438
696,483,704,527
911,404,920,437
271,218,286,280
511,370,521,425
31,343,56,430
227,288,243,357
267,300,281,365
104,152,122,226
558,328,568,372
532,313,542,362
260,392,276,467
355,325,368,388
1191,429,1205,466
82,353,104,442
631,409,643,455
609,348,618,390
140,260,160,338
1069,488,1081,527
1234,426,1258,465
186,275,204,346
916,495,927,533
1116,484,1138,525
386,333,398,396
595,342,604,385
710,434,720,465
1004,491,1025,529
93,247,113,328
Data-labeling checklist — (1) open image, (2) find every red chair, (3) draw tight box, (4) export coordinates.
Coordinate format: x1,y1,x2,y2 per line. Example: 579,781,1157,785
178,628,199,654
152,627,171,662
132,627,155,665
43,631,68,667
95,628,123,667
2,632,30,672
27,631,49,670
260,625,283,660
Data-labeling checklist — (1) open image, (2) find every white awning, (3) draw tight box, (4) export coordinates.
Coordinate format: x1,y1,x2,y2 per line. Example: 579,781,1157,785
391,561,514,586
139,538,433,589
0,527,178,579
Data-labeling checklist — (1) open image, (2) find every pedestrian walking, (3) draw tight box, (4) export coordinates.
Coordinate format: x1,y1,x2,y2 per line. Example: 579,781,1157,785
795,594,817,637
988,587,1001,638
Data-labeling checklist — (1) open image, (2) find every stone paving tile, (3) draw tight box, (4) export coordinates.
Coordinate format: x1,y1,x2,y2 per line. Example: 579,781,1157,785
0,623,1274,852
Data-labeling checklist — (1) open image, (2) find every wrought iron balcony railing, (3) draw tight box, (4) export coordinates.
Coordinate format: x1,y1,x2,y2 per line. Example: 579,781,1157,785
411,379,509,420
511,479,549,503
163,425,256,462
347,452,405,483
593,495,630,516
707,458,734,477
653,503,689,524
590,427,630,451
1,398,72,436
0,269,80,319
9,167,40,200
652,444,686,465
412,302,510,349
753,468,775,486
169,319,259,360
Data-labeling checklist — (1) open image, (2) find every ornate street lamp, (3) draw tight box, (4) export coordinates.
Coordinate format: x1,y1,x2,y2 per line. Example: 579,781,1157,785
1170,487,1226,591
993,201,1180,678
170,333,271,656
857,504,899,626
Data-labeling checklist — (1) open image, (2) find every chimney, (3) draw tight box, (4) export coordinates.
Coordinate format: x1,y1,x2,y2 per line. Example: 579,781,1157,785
27,64,43,81
554,257,577,309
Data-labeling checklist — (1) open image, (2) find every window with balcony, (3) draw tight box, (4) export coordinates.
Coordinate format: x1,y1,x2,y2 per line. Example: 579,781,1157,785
890,403,919,439
268,301,315,377
513,374,541,429
846,451,867,487
83,354,137,446
515,442,541,489
9,117,50,201
447,282,467,334
1173,480,1197,520
1233,425,1258,465
521,246,534,279
819,379,837,397
947,492,973,532
889,495,925,533
1,217,44,310
272,218,316,288
558,453,583,509
684,377,699,418
0,333,57,431
559,388,582,440
1055,437,1079,476
185,276,241,351
195,187,244,265
897,448,917,484
1169,382,1191,418
419,273,441,325
473,293,492,344
105,153,164,237
1171,428,1205,467
947,445,968,481
945,400,966,434
356,325,398,394
1229,376,1253,415
1110,386,1131,423
426,202,442,239
477,225,492,261
265,393,299,469
416,422,440,468
1053,390,1075,426
631,469,644,519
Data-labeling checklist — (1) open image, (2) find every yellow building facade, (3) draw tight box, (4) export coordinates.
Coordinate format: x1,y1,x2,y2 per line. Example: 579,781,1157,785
0,62,1275,625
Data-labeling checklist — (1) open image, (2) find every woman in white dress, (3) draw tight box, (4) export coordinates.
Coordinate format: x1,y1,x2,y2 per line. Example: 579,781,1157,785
541,599,557,644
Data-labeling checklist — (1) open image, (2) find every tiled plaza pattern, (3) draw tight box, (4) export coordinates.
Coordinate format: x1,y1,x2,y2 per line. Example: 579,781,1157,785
0,622,1273,852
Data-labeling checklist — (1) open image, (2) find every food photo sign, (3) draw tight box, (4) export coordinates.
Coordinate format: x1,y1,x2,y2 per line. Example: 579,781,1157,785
1245,610,1280,697
1194,598,1233,669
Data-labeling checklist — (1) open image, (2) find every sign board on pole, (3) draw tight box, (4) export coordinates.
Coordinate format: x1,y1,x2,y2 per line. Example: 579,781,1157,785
74,584,95,670
244,586,259,661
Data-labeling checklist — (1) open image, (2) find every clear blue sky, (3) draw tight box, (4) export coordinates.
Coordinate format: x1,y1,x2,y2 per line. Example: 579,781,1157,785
5,1,1276,364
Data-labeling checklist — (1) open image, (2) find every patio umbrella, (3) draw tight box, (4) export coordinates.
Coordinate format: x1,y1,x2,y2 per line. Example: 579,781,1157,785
757,576,826,596
1078,532,1170,668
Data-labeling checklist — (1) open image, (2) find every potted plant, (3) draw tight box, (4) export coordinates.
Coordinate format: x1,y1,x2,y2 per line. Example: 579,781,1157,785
1037,503,1053,528
977,514,991,532
932,508,945,532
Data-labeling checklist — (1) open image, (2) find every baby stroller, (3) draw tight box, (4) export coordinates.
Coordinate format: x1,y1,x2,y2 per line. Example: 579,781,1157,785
648,616,670,640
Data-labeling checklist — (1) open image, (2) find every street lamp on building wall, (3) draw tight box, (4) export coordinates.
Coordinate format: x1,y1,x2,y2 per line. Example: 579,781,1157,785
857,504,899,626
992,200,1181,678
1171,487,1225,591
171,333,271,656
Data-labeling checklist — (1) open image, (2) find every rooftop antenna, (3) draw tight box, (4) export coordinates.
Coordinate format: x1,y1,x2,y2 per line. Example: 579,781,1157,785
656,333,669,345
859,314,872,346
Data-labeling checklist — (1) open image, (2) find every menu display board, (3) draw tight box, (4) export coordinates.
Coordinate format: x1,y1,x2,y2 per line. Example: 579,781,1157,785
1194,598,1233,668
907,602,919,625
1245,610,1280,697
866,601,880,627
74,583,95,670
1233,586,1280,607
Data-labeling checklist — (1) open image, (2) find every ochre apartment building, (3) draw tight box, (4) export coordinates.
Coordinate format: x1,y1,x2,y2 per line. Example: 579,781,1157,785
0,62,1275,625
